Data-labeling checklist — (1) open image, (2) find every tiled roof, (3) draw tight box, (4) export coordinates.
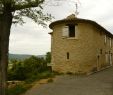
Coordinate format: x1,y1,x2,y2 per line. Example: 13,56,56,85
49,14,113,37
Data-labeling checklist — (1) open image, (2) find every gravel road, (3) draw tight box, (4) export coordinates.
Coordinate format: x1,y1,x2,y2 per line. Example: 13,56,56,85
23,67,113,95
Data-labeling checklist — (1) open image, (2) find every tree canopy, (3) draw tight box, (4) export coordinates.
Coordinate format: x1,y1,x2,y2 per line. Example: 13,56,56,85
0,0,53,95
0,0,52,26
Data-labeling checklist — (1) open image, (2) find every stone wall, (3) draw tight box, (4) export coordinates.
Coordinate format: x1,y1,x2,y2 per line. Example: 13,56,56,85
51,22,113,74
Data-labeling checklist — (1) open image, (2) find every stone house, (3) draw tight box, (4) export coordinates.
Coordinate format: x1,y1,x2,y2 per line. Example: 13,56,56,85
49,14,113,74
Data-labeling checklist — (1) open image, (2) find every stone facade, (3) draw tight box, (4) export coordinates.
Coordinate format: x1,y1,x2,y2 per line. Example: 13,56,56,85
49,14,113,74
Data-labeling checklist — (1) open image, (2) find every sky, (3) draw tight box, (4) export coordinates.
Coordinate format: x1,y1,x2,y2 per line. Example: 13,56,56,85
9,0,113,55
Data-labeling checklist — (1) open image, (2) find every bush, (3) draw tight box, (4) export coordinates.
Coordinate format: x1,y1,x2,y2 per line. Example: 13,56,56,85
8,62,27,80
66,72,73,75
47,78,53,83
7,54,53,95
25,70,54,83
7,84,30,95
8,55,52,81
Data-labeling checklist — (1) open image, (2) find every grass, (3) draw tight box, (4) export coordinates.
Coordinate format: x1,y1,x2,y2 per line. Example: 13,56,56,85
7,70,55,95
25,70,55,83
7,83,31,95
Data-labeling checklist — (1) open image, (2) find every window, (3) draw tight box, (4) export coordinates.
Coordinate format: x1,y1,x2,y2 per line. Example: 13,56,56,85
62,26,69,37
105,52,108,64
104,35,107,44
62,24,77,38
110,53,112,66
100,49,102,54
99,31,103,35
110,38,112,48
67,52,69,59
69,25,75,37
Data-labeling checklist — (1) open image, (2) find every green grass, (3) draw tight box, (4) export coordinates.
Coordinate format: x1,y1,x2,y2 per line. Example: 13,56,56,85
7,71,55,95
7,83,31,95
25,70,55,83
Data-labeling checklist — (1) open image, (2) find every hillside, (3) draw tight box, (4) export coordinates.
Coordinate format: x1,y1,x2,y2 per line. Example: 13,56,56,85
9,54,45,60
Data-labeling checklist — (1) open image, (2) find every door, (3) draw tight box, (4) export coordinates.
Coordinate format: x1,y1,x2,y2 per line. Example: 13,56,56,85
97,55,100,71
105,53,109,65
109,53,112,66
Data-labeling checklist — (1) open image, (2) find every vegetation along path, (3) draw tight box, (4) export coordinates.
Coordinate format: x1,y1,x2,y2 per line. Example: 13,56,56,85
23,67,113,95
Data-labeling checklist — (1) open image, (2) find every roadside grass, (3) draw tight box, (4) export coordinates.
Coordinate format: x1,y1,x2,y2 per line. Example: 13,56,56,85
25,70,55,83
7,70,55,95
7,83,31,95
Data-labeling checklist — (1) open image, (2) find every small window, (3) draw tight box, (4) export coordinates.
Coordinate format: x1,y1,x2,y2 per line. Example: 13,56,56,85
100,49,102,54
69,25,75,37
110,38,112,48
67,52,69,59
105,52,109,64
62,24,77,38
99,31,103,35
104,35,107,44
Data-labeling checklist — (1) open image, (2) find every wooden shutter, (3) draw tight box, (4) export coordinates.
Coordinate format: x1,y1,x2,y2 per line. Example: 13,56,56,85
62,26,69,37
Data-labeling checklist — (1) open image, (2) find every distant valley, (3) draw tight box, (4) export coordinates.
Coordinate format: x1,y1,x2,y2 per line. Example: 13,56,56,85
9,54,45,60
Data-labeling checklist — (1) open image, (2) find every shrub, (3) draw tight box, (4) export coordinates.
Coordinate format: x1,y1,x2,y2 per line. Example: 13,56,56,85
7,84,30,95
66,72,73,75
47,78,53,83
7,54,54,95
8,56,51,81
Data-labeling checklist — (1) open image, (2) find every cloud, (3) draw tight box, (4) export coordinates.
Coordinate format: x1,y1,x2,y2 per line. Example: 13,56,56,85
9,19,51,55
9,0,113,55
76,0,113,32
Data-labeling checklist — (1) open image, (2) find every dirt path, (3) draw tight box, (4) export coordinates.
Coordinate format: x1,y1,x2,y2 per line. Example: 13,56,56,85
23,67,113,95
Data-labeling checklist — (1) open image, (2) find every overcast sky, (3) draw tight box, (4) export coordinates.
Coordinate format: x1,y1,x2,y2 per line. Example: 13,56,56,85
9,0,113,55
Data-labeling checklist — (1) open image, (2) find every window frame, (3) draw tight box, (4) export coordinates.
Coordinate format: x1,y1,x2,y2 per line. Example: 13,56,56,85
109,38,112,48
104,35,107,44
67,52,69,60
68,24,75,37
62,24,78,38
62,26,69,37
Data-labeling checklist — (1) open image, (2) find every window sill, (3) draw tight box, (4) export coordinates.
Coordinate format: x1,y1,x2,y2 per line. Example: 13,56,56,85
67,37,78,39
66,59,70,62
62,37,78,39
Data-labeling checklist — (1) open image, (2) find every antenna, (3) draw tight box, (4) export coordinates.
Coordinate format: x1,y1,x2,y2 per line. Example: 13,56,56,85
75,2,79,16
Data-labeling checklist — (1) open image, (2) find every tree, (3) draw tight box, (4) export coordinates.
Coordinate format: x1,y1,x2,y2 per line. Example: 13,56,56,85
46,52,51,63
0,0,52,95
8,56,48,81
